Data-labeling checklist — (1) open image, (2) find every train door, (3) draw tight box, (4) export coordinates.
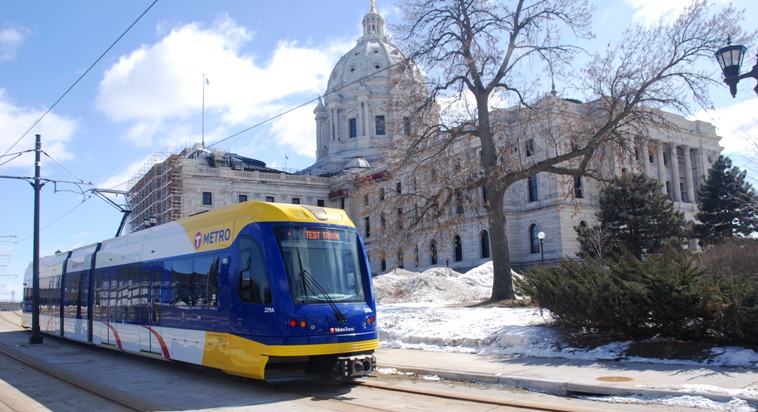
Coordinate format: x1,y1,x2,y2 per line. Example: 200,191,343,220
139,265,163,355
97,271,117,346
231,237,275,336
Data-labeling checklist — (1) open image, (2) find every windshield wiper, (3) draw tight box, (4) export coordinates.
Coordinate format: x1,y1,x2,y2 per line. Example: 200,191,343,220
296,249,347,324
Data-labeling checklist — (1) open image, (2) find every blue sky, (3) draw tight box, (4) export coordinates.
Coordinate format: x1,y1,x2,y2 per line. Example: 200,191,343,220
0,0,756,299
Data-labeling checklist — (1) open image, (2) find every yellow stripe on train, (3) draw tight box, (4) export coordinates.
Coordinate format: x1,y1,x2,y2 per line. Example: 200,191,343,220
202,332,379,380
180,202,354,253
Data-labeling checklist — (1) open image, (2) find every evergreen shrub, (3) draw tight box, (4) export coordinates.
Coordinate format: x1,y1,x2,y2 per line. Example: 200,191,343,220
517,249,711,340
696,239,758,343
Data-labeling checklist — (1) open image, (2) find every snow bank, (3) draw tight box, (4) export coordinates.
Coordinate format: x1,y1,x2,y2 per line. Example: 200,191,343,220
373,262,758,369
373,262,496,304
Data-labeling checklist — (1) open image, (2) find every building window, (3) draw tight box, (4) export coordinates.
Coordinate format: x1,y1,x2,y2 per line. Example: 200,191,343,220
380,187,385,201
265,196,275,202
665,181,672,200
430,240,438,265
381,258,387,272
396,181,402,194
525,138,535,157
349,118,358,138
397,208,403,229
529,224,541,254
403,116,411,136
663,152,669,166
364,195,369,206
480,230,491,259
364,216,371,238
528,175,539,202
381,213,386,231
574,176,584,199
398,250,404,269
202,192,212,206
414,244,419,267
238,194,248,203
317,199,325,207
482,186,488,204
454,235,463,262
292,197,300,205
375,115,386,135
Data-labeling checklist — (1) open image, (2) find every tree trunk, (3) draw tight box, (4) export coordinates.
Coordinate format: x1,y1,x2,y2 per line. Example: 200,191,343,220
487,184,515,300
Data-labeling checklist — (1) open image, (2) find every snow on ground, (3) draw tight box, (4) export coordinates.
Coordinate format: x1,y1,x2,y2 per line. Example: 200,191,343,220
374,262,758,411
374,261,758,368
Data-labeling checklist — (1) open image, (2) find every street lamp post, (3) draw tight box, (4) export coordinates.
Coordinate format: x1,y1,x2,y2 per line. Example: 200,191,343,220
715,38,758,97
538,231,545,266
144,215,158,228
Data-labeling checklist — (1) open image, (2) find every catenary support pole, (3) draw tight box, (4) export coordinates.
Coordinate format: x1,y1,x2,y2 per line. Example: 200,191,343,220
30,134,43,344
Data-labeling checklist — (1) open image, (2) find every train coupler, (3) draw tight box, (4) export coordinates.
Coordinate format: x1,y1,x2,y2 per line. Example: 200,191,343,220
336,354,376,378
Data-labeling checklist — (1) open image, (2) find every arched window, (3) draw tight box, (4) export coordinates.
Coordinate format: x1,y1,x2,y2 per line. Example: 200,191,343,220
529,224,541,254
454,235,463,262
480,230,491,259
430,240,438,265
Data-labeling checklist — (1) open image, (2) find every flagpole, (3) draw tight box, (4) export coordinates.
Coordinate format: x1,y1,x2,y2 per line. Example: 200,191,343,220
202,74,206,147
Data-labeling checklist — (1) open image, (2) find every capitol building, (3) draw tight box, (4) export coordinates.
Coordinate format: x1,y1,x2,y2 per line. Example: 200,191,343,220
127,4,723,274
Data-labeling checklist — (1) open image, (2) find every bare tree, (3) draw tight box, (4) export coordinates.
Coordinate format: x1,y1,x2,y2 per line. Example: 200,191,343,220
381,0,755,301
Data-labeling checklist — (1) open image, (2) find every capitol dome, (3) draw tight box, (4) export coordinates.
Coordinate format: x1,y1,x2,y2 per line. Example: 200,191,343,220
305,2,430,177
326,5,421,94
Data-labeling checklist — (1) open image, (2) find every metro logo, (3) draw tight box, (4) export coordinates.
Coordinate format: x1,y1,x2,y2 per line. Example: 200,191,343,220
193,228,232,249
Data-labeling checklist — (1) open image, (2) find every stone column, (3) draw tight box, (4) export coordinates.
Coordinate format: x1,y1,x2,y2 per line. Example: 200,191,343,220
656,141,667,195
670,144,681,202
683,145,694,203
641,143,651,177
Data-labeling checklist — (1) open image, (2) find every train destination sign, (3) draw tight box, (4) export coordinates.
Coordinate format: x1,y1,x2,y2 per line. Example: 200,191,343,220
305,229,343,241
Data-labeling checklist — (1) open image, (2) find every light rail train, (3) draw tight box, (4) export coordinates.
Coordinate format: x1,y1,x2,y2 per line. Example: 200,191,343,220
22,202,377,381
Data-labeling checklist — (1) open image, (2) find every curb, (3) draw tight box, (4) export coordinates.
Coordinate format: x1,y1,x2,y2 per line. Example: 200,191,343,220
378,362,758,406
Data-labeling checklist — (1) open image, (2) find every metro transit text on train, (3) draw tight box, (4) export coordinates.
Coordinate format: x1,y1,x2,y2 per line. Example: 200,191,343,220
194,228,232,249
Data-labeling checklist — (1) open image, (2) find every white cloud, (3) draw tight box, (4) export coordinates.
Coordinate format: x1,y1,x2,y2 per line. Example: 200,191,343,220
95,14,349,155
268,103,318,158
0,89,76,171
0,25,29,61
623,0,693,23
691,98,758,155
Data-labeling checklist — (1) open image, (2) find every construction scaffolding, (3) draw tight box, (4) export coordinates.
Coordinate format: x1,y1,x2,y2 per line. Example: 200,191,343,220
127,153,184,233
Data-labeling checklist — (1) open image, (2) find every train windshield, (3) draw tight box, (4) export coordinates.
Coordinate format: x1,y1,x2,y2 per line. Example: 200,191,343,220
275,226,367,304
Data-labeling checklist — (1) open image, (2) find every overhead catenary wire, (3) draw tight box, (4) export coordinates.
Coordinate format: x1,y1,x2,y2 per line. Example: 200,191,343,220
207,52,419,148
1,0,159,160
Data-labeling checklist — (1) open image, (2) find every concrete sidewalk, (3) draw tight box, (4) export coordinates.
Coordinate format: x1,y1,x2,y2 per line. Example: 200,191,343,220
375,347,758,405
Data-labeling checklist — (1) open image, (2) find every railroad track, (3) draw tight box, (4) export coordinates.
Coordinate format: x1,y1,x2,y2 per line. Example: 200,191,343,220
0,312,148,411
0,313,598,411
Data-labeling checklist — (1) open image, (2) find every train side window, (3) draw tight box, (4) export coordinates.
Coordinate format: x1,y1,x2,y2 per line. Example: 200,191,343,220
238,237,271,304
170,258,193,306
194,254,219,306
